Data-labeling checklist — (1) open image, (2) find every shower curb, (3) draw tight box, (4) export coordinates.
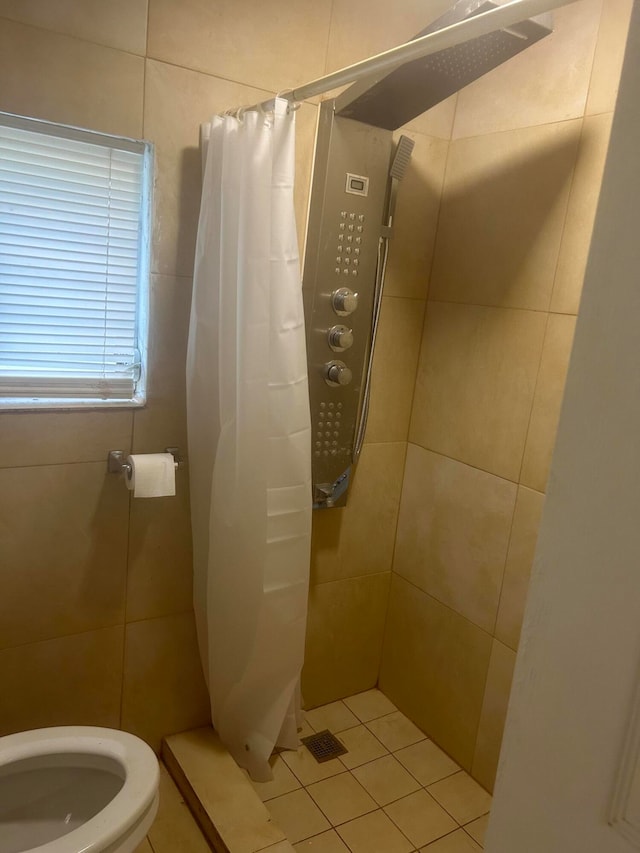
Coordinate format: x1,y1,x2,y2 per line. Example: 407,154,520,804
163,727,294,853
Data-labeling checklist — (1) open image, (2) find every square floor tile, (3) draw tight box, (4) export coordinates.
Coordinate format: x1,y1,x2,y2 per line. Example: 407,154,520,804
307,772,377,825
464,814,489,846
298,717,316,739
344,689,398,723
267,789,330,844
384,789,457,848
352,755,421,806
249,754,301,801
420,829,482,851
395,740,460,787
282,746,345,786
428,772,492,825
337,809,414,853
306,701,360,733
337,725,388,770
366,711,426,752
293,829,350,851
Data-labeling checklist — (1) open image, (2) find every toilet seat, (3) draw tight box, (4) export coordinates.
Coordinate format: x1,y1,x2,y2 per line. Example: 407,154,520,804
0,727,159,853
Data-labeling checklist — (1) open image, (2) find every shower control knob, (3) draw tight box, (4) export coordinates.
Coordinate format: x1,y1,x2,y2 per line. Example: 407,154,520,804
331,287,358,316
324,360,353,387
327,324,354,352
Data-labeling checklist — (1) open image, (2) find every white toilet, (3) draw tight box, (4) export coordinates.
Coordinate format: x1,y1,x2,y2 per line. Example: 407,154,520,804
0,726,160,853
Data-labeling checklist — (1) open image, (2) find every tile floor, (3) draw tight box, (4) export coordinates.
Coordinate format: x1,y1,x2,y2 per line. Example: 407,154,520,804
251,690,491,853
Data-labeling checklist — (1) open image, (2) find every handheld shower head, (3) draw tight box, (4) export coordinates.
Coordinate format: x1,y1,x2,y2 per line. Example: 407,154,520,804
390,135,415,181
385,135,415,231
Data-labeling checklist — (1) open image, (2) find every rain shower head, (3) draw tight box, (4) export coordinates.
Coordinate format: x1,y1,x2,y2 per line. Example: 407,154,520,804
334,0,553,130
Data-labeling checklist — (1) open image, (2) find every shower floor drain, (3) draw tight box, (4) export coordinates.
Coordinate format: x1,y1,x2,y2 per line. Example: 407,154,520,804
301,730,348,763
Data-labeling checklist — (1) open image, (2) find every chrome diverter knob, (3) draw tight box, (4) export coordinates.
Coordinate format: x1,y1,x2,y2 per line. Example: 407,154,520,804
331,287,358,316
324,360,353,387
327,324,354,352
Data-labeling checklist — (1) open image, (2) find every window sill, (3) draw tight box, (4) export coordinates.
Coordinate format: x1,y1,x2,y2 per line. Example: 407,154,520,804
0,395,147,413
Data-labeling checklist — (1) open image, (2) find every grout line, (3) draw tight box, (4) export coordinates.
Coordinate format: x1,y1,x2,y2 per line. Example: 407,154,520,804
120,329,139,725
141,0,150,140
151,271,194,284
387,121,457,632
322,0,336,77
375,436,411,690
488,475,527,642
272,692,491,849
0,13,147,59
450,113,588,143
398,123,451,446
375,292,427,302
425,298,553,316
144,52,274,100
463,820,487,849
306,773,378,828
0,16,283,119
125,608,196,626
546,115,586,312
118,548,131,727
0,621,126,656
0,9,271,107
383,753,460,792
402,440,525,488
490,488,526,645
0,457,125,471
278,753,347,790
145,0,150,57
301,702,464,797
449,92,461,142
310,568,393,590
383,784,463,846
389,573,496,644
515,309,552,488
377,804,420,850
422,129,452,305
582,0,607,121
422,780,468,827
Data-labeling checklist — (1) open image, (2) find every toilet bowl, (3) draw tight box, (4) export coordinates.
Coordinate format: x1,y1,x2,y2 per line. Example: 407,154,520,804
0,726,160,853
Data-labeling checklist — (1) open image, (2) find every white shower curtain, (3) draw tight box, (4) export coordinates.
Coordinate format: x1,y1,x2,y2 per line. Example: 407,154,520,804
186,98,312,781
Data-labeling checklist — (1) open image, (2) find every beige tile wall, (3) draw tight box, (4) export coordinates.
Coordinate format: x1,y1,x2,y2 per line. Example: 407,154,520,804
303,573,392,708
380,0,633,792
0,4,212,747
393,446,517,634
0,0,452,742
381,575,493,770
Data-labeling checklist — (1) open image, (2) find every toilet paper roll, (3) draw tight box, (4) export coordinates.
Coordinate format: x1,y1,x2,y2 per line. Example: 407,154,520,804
126,453,176,498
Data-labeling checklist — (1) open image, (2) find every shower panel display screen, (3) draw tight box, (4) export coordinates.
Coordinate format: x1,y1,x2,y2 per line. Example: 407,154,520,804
302,101,392,508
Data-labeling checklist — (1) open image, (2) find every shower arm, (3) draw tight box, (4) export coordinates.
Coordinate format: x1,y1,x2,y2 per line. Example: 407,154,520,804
233,0,577,114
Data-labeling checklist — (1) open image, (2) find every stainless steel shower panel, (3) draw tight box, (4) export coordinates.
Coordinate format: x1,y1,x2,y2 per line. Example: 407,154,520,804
301,0,555,507
302,101,392,507
334,0,552,130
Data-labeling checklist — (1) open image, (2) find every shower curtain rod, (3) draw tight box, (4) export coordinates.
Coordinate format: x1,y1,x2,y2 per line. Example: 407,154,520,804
232,0,577,115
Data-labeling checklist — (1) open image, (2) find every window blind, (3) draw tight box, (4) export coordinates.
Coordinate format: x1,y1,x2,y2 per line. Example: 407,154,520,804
0,114,150,405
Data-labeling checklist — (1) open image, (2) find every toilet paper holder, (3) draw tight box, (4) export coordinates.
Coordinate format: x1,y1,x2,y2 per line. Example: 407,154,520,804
107,448,182,476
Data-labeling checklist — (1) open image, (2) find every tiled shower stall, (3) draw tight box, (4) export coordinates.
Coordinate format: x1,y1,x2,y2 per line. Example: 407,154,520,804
0,0,632,804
